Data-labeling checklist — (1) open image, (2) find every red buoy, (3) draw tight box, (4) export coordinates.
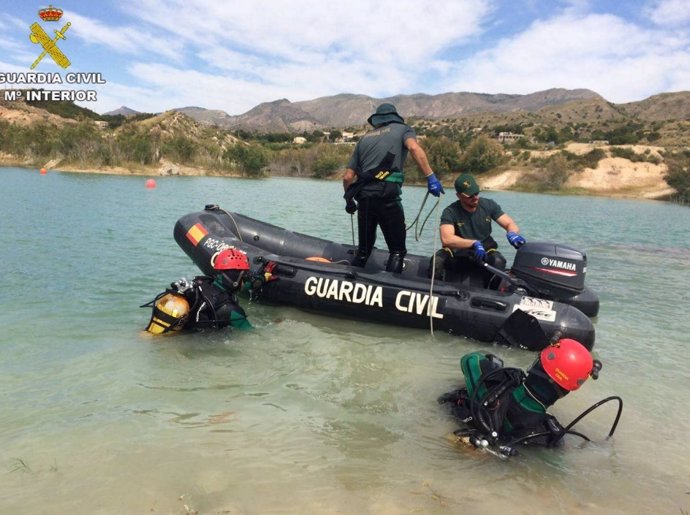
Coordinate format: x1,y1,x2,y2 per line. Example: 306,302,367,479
145,178,157,189
40,168,47,174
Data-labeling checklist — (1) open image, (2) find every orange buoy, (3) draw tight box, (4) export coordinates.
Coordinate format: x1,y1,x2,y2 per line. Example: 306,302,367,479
145,178,157,189
40,168,47,174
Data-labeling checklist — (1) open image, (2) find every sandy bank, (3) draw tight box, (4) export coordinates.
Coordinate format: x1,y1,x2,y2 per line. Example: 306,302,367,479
480,143,675,200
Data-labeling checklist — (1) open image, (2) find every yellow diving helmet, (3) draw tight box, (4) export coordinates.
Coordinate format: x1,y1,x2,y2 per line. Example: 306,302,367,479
145,292,190,334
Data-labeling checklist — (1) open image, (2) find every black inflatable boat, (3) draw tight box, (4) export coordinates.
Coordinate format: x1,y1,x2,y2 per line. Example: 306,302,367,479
174,205,598,351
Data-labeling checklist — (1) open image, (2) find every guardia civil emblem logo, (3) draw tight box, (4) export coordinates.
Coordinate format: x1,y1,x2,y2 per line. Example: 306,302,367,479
29,5,71,69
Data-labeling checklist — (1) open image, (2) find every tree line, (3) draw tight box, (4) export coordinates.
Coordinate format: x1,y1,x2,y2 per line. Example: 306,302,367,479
1,117,688,202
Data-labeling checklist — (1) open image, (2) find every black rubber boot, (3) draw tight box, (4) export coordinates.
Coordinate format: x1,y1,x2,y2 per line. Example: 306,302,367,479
386,251,405,274
352,250,369,268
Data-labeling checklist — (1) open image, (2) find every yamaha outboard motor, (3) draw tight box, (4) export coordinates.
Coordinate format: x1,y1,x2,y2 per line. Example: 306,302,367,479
511,242,599,317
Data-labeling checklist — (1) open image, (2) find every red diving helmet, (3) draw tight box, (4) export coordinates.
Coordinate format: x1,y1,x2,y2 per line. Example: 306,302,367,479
540,338,594,391
212,248,250,271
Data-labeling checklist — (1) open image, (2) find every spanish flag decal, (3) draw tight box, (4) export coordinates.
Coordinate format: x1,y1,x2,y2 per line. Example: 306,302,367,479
185,223,208,246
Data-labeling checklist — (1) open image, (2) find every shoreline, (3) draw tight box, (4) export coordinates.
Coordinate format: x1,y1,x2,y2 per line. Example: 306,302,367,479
1,156,677,201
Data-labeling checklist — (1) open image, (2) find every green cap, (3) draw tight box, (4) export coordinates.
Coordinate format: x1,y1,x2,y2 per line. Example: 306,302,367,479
454,173,480,195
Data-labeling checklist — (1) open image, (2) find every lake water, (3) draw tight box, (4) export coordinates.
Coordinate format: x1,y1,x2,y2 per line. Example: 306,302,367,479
1,166,689,514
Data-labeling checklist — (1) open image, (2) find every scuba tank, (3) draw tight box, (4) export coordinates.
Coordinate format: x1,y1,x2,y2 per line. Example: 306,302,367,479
144,291,190,334
142,275,249,333
142,248,253,335
439,338,611,457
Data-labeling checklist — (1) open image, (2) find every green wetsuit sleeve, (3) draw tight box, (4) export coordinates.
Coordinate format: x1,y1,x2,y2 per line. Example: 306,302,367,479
229,307,252,330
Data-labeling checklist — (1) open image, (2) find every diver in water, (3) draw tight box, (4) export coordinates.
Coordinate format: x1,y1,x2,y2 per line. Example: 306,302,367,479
143,248,277,335
439,338,603,454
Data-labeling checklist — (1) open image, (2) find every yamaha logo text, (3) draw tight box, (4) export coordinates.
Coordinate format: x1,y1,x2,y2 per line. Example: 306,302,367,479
540,257,577,271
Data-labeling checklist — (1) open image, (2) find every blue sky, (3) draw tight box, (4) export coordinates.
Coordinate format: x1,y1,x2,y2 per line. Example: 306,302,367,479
1,0,689,115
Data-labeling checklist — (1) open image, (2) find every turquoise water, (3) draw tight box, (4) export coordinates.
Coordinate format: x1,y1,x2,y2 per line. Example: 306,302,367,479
1,167,689,514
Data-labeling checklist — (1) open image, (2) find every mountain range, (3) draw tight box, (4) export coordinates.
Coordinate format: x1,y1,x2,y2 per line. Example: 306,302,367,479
163,88,690,134
11,87,690,138
172,88,604,132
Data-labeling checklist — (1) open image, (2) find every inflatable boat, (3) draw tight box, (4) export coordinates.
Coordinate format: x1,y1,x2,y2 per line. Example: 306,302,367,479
174,205,598,351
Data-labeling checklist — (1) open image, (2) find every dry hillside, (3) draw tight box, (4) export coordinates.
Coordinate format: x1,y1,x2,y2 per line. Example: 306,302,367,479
0,102,76,126
481,143,674,199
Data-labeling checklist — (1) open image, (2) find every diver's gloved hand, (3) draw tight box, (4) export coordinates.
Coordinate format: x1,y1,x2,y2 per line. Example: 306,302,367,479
262,261,279,283
248,262,279,289
506,231,526,249
472,241,487,261
345,200,357,214
426,172,445,197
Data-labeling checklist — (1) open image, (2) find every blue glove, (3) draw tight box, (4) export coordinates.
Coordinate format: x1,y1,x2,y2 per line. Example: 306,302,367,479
472,241,487,261
426,173,445,197
506,231,526,249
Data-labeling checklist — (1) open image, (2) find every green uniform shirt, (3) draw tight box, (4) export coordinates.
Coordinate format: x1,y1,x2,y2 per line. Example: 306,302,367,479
347,122,416,184
440,197,505,241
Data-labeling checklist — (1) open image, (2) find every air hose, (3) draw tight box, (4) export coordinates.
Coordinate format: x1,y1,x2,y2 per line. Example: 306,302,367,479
505,395,624,449
461,365,624,456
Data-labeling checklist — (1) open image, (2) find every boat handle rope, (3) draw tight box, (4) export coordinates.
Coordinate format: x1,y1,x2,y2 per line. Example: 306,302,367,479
406,191,444,336
417,191,453,337
406,191,441,241
217,206,244,242
428,196,442,337
405,191,429,233
348,189,439,247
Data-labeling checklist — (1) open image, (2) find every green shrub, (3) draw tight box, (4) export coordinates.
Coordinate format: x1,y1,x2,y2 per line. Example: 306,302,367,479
162,135,195,162
312,144,350,178
543,153,570,190
224,143,268,177
115,128,155,165
576,148,606,169
664,151,690,202
610,147,662,164
416,135,462,181
610,147,636,160
605,124,641,145
458,135,505,174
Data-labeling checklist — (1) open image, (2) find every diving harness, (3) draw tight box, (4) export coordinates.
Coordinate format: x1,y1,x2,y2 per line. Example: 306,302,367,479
442,344,623,459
